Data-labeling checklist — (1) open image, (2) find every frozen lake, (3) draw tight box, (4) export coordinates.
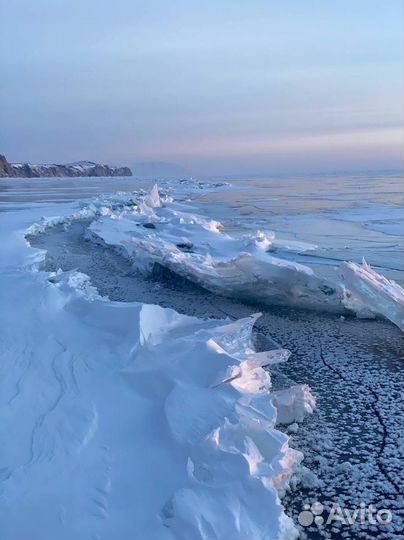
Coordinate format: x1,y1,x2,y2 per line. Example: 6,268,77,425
0,172,402,539
190,173,403,284
1,171,402,284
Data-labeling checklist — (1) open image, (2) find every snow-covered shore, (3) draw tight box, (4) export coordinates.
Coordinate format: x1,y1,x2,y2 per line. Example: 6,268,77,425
0,190,318,539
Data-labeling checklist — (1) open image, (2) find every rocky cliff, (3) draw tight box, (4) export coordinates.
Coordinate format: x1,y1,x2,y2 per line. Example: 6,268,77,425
0,155,132,178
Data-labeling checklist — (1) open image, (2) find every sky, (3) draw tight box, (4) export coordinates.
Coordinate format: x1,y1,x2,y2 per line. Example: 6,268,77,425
0,0,402,176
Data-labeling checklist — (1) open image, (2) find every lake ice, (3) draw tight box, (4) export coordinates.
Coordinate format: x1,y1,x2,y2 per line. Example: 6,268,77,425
0,173,402,539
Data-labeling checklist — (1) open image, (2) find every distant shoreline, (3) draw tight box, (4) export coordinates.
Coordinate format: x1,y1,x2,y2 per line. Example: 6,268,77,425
0,154,132,178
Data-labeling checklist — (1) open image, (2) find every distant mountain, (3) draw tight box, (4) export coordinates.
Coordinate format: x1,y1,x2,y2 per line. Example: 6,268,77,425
0,154,132,178
132,161,190,177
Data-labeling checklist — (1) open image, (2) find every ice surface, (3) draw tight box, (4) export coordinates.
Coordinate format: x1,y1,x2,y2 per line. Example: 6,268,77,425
2,179,403,539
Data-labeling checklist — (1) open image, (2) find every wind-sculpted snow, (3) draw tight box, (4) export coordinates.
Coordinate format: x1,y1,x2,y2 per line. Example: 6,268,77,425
137,308,311,539
0,276,311,539
0,200,321,539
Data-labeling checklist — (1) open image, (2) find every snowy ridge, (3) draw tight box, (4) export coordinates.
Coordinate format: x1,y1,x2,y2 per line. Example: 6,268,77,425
25,184,404,330
137,308,308,539
87,187,346,313
25,203,99,236
0,153,132,178
5,192,320,539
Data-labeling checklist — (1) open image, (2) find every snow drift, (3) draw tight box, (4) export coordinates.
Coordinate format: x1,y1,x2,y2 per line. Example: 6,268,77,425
0,199,319,539
0,271,311,539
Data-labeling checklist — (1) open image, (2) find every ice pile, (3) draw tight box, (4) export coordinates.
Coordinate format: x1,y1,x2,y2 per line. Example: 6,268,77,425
340,259,404,331
138,308,310,539
0,196,321,539
0,265,313,538
84,185,404,330
87,186,345,313
25,185,404,330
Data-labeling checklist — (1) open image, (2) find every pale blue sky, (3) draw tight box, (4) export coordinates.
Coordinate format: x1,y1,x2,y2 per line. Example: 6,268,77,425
0,0,402,175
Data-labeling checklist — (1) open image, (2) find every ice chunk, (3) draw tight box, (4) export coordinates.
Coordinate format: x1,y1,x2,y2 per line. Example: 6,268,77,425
271,238,318,253
88,186,346,313
340,259,404,331
145,183,161,208
272,384,316,424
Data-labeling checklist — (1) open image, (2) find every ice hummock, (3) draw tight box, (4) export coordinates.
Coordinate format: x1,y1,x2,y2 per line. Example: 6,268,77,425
84,186,404,329
0,198,320,540
340,259,404,331
87,186,346,313
26,184,404,330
